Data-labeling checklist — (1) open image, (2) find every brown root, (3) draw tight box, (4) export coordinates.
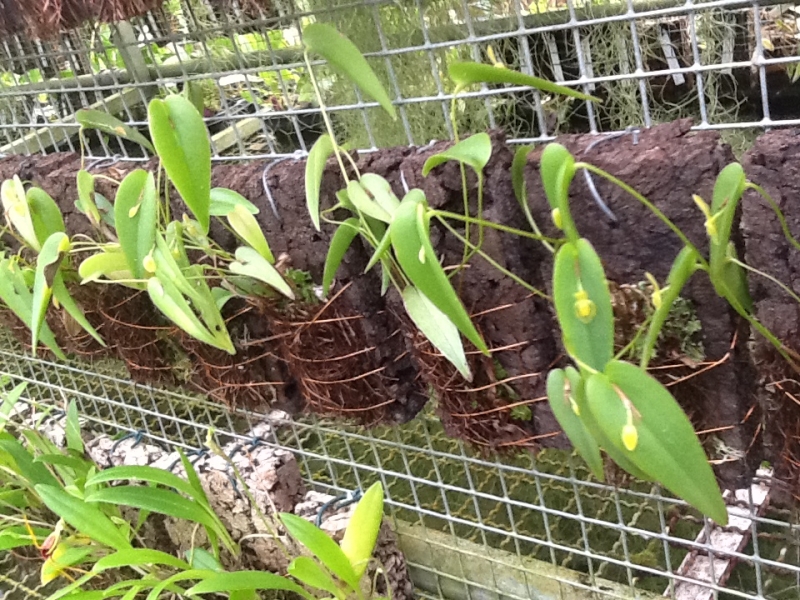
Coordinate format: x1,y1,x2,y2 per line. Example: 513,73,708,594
266,288,404,426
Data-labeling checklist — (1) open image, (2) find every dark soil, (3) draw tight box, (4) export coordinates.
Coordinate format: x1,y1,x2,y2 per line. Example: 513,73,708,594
741,131,800,501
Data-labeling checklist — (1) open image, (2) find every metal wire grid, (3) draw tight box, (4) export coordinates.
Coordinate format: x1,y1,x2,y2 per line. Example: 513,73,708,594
0,332,797,599
0,0,797,161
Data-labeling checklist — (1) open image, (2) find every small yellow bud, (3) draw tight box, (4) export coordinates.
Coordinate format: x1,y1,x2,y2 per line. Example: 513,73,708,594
573,289,596,323
644,272,663,309
143,252,156,274
418,246,426,264
551,207,563,230
621,423,639,451
128,204,140,218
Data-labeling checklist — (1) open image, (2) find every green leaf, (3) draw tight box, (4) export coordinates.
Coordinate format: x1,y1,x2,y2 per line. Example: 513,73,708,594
65,401,82,453
1,176,39,250
585,361,728,525
0,437,59,487
365,227,392,274
185,547,224,572
177,448,211,509
52,276,105,347
0,526,49,551
640,248,699,368
303,23,396,119
340,481,383,580
187,571,312,600
288,557,341,596
31,232,70,354
540,143,578,241
0,257,64,359
35,485,131,551
323,218,360,297
85,486,222,534
226,204,274,263
148,95,211,233
75,170,101,226
552,239,614,372
94,549,192,573
546,368,604,480
209,188,259,217
402,286,471,380
78,248,135,286
0,382,25,435
390,190,487,355
448,61,600,103
511,144,533,208
360,173,400,217
147,276,235,354
114,170,157,280
305,134,335,231
708,164,752,313
422,133,492,177
75,109,154,153
27,187,65,246
279,513,360,591
229,247,294,300
347,180,392,223
86,465,197,500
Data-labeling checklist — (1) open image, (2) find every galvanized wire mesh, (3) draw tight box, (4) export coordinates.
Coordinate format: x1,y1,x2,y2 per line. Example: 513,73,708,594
0,330,798,600
0,0,799,160
2,1,800,598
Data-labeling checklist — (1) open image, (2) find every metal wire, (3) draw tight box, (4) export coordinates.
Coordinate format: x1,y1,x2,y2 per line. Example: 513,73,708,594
0,329,797,599
0,0,794,160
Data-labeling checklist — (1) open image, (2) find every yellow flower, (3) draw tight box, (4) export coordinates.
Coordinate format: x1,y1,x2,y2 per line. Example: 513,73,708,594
573,289,596,323
621,423,639,451
143,251,157,274
692,194,722,244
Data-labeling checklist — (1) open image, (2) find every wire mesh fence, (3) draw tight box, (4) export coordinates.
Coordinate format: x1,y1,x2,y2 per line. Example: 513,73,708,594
1,0,800,161
0,329,798,600
2,1,800,598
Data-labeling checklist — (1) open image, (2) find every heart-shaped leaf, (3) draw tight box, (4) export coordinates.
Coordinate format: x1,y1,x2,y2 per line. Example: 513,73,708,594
76,109,154,153
305,134,335,232
422,133,492,177
303,23,396,119
390,189,487,355
586,361,728,524
552,239,613,372
148,95,211,233
402,286,471,380
546,368,603,479
114,170,157,280
323,218,360,297
230,247,294,300
448,62,601,102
